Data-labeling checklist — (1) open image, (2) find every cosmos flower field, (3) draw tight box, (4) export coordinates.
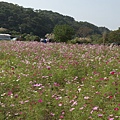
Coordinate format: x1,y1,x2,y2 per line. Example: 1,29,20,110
0,41,120,120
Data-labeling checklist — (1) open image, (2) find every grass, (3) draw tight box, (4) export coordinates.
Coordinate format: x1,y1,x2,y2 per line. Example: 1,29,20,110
0,41,120,120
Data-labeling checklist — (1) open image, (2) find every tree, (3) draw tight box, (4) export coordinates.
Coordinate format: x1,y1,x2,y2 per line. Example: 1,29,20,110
0,2,110,39
53,24,75,42
107,29,120,43
77,26,93,38
0,27,8,33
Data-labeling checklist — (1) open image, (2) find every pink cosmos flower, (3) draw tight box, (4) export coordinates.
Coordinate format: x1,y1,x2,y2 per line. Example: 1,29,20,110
8,91,12,96
71,101,77,106
96,91,100,94
90,110,93,114
93,106,99,111
47,66,51,70
60,115,64,119
19,112,23,115
38,99,43,103
114,108,119,111
54,82,60,86
110,71,115,75
10,104,15,107
19,101,24,104
59,65,64,69
14,94,18,98
58,103,62,106
108,118,114,120
24,100,29,103
98,114,103,117
50,112,55,116
69,108,75,112
61,111,65,115
84,96,89,100
79,107,84,110
33,83,42,87
11,67,14,70
109,96,113,99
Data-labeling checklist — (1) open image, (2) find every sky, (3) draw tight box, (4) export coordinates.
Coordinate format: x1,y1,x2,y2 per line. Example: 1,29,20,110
1,0,120,30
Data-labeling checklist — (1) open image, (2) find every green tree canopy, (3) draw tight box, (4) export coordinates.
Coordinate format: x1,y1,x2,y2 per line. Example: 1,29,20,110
0,2,110,40
53,24,75,42
77,26,93,37
107,29,120,43
0,27,8,33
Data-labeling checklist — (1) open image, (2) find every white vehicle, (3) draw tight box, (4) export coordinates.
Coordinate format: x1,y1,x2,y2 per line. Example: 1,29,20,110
0,34,11,40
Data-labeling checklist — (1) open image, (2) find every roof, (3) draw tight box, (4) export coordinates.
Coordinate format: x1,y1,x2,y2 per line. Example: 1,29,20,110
0,34,11,36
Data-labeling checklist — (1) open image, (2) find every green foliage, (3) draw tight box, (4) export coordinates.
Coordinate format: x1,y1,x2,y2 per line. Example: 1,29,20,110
76,26,93,37
0,27,8,33
53,24,75,42
24,34,40,41
106,29,120,43
16,33,39,41
90,34,103,44
69,37,91,44
0,2,109,39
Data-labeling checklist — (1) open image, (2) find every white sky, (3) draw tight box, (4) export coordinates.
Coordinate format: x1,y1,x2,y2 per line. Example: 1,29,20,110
1,0,120,30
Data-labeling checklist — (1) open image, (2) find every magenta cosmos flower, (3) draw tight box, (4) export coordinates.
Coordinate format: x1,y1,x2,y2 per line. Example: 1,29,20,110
47,66,51,70
38,99,43,103
110,71,115,75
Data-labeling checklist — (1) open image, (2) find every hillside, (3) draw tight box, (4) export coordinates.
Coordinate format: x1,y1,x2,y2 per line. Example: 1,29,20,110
0,2,110,37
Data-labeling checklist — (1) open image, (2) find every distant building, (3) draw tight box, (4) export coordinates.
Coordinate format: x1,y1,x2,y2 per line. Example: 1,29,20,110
0,34,11,40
